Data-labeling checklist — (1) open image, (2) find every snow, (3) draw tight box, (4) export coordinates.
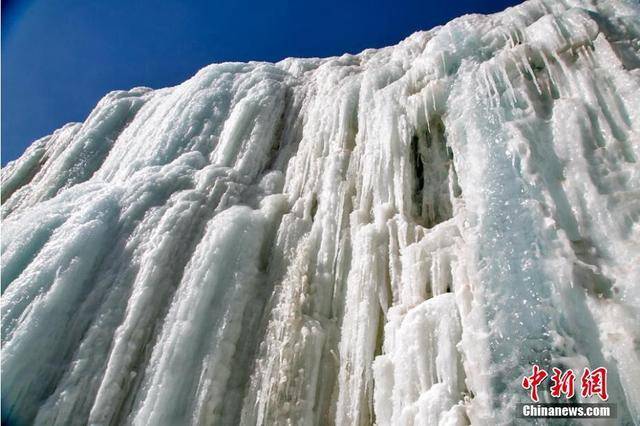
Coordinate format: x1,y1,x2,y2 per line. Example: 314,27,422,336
2,0,640,424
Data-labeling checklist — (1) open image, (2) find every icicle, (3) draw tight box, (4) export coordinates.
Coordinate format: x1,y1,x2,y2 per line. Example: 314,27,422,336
441,51,448,76
520,50,542,95
481,67,495,108
540,50,559,98
500,65,518,109
430,86,437,116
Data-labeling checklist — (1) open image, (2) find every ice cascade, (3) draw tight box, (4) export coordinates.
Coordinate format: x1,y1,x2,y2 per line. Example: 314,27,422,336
2,0,640,424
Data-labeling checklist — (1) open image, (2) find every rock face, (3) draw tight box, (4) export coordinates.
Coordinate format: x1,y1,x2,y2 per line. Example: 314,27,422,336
2,0,640,424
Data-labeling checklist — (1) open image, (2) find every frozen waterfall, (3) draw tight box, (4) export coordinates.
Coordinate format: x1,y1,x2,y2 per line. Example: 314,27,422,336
2,0,640,424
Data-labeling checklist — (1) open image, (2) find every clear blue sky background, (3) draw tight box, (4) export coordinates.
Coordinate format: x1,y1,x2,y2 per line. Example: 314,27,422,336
2,0,521,164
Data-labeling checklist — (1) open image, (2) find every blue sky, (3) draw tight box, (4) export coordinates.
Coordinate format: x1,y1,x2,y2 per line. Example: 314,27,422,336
2,0,521,164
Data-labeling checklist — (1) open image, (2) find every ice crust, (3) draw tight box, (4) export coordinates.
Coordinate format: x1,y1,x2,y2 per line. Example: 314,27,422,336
2,0,640,424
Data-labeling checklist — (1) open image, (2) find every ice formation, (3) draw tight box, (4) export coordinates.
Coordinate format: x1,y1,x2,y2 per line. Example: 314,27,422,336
2,0,640,424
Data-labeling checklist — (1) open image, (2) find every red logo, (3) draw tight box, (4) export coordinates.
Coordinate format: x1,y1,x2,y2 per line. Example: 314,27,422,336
550,367,575,398
580,367,608,401
521,366,608,402
521,365,548,402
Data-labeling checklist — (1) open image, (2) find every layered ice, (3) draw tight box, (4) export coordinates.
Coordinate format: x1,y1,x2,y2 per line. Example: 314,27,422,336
2,0,640,424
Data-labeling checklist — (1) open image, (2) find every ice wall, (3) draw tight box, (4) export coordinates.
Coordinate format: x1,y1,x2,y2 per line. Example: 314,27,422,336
2,0,640,424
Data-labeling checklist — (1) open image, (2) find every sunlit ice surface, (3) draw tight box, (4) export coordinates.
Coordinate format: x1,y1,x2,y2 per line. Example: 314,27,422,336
2,0,640,424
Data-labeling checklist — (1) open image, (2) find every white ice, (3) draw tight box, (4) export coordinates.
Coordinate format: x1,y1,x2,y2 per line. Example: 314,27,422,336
2,0,640,424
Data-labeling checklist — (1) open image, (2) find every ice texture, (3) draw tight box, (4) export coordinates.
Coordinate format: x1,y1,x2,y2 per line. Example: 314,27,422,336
2,0,640,424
